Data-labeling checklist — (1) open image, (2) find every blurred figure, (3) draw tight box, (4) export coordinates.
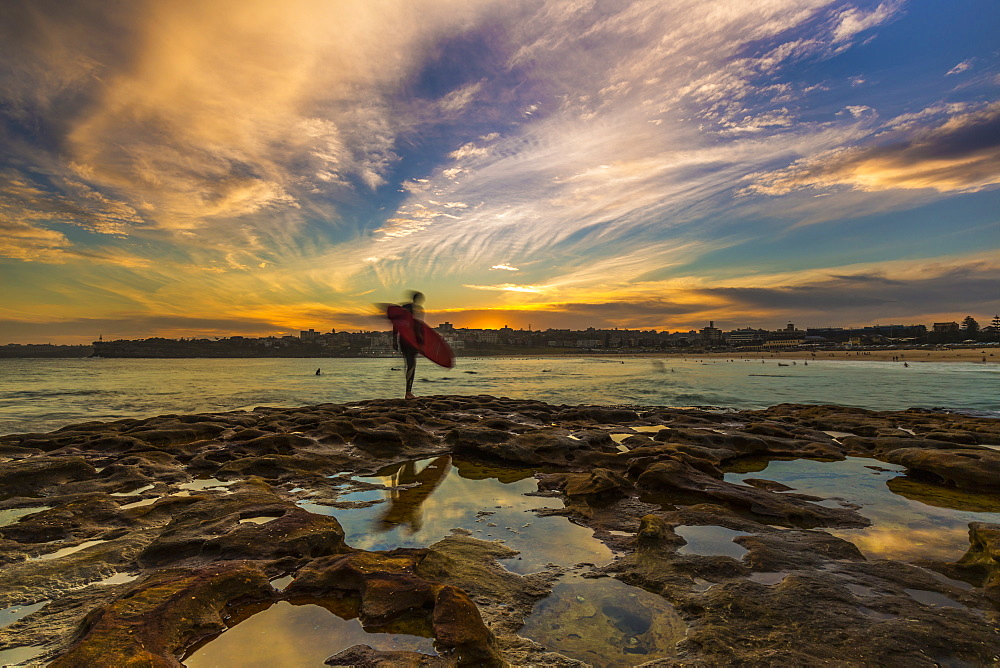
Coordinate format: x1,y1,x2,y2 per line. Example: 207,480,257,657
393,291,425,399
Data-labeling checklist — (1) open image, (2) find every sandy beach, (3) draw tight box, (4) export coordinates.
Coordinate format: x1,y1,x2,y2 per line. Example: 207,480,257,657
639,347,1000,363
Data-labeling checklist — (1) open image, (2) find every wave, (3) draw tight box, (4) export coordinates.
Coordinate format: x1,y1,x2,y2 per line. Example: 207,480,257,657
1,389,120,399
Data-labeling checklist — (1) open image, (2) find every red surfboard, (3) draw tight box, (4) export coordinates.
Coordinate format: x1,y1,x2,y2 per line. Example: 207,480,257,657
387,305,455,368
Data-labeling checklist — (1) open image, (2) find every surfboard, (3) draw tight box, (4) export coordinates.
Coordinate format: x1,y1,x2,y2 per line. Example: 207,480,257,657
386,305,455,368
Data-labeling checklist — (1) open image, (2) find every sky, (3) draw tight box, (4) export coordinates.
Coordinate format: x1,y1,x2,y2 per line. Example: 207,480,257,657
1,0,998,344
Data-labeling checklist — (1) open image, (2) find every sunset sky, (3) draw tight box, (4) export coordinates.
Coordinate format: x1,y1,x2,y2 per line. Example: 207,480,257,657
1,0,998,343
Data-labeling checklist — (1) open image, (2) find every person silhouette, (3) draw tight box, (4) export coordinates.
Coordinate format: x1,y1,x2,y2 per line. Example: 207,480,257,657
393,291,425,399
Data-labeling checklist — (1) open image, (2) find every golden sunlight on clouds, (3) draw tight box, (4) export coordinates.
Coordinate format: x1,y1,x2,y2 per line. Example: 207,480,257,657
64,0,500,229
745,103,1000,196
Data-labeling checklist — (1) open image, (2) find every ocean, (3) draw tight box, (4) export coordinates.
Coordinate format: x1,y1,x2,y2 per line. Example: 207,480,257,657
1,356,998,435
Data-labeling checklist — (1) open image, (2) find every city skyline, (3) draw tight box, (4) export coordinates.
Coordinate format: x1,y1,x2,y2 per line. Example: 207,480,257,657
2,1,999,345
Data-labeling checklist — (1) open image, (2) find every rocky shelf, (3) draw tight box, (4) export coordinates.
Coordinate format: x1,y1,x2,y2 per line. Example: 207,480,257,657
1,396,999,666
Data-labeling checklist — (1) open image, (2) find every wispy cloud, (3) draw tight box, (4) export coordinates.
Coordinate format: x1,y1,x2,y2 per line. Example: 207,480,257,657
743,102,1000,195
0,0,996,341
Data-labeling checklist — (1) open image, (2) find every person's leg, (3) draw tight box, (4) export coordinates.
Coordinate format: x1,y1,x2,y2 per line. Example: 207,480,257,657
404,349,417,398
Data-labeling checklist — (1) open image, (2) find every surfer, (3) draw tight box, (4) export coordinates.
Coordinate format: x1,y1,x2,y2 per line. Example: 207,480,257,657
393,291,425,399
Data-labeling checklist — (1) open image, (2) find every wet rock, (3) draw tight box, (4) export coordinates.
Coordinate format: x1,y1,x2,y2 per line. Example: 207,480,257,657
286,549,502,663
542,469,633,498
956,522,1000,589
49,562,273,667
0,457,97,496
138,483,346,567
882,447,1000,492
636,460,867,527
325,645,450,667
556,407,639,423
636,514,682,549
4,397,1000,666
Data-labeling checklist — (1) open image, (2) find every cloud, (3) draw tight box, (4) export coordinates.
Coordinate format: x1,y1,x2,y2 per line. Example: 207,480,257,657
946,59,973,76
1,0,504,233
490,264,519,271
463,283,547,293
830,1,902,43
743,102,1000,195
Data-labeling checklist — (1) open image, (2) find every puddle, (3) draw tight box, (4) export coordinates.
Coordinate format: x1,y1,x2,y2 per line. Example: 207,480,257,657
183,600,435,667
520,574,684,666
93,573,139,587
30,539,108,561
675,525,751,559
336,489,386,504
858,606,897,620
723,457,1000,561
904,588,967,609
632,426,667,433
239,516,281,525
845,583,878,597
298,456,612,574
119,497,159,510
0,506,51,528
270,575,294,591
178,478,238,492
0,646,47,666
110,484,155,497
0,601,49,628
691,577,715,592
748,571,787,585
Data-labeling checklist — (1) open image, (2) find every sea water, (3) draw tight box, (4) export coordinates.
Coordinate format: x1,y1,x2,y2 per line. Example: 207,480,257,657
0,356,997,435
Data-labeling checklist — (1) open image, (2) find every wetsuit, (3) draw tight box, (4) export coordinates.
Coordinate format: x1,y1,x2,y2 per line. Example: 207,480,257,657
395,301,424,396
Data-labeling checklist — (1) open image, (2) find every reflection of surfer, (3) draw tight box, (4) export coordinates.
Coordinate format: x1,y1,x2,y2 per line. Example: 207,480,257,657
392,291,425,399
376,455,451,533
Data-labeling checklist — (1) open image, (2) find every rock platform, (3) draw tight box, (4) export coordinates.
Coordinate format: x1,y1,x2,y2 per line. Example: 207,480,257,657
1,396,999,666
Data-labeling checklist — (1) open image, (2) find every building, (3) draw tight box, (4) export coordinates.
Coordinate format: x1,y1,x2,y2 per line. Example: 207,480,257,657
700,321,723,344
933,322,960,333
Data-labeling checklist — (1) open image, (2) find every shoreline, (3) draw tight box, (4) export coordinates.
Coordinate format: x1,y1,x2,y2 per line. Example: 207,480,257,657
621,348,999,363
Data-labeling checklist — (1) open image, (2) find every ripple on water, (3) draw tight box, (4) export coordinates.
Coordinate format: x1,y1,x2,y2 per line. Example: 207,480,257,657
520,575,685,666
297,456,612,574
182,600,436,667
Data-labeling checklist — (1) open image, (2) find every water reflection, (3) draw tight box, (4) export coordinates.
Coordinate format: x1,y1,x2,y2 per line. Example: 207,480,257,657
0,506,50,528
363,456,451,533
0,600,48,628
0,646,46,666
183,600,436,667
519,574,684,666
299,457,612,574
724,457,1000,561
675,525,751,559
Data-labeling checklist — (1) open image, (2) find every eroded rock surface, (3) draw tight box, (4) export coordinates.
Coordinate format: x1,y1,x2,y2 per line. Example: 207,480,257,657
0,396,998,666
